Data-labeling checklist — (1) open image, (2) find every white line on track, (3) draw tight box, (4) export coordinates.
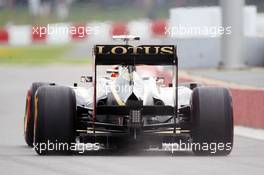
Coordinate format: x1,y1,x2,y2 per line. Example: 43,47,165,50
234,126,264,141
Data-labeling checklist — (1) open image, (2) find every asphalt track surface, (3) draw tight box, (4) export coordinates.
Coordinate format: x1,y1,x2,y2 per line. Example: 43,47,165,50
0,65,263,175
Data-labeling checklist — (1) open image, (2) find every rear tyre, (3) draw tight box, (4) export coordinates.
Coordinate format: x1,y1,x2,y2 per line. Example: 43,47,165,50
191,87,233,156
24,82,50,147
34,86,76,155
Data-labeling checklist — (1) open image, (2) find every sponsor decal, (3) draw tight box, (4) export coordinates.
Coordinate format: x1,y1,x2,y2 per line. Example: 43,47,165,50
95,45,174,55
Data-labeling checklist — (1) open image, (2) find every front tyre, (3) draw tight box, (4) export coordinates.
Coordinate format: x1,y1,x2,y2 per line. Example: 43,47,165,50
34,86,76,155
191,87,233,156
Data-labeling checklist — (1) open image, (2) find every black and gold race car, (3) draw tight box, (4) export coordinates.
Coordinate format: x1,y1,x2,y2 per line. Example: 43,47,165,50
24,36,233,155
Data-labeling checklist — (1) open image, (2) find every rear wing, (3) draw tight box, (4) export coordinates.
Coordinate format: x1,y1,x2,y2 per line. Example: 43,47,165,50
94,45,177,65
92,44,179,134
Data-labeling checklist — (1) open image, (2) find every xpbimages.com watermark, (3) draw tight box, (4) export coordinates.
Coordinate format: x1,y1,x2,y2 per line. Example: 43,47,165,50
163,140,232,154
33,140,100,154
32,24,100,38
165,24,232,37
33,140,232,154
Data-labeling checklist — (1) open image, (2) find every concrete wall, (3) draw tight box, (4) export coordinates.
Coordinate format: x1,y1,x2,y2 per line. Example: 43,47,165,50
245,37,264,66
162,37,264,68
169,6,257,37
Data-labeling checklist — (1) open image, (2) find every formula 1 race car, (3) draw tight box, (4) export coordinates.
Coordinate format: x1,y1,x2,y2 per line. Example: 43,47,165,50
24,36,233,155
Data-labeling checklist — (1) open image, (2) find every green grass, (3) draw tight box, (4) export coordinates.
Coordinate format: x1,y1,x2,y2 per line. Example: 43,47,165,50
0,44,90,65
0,4,169,26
